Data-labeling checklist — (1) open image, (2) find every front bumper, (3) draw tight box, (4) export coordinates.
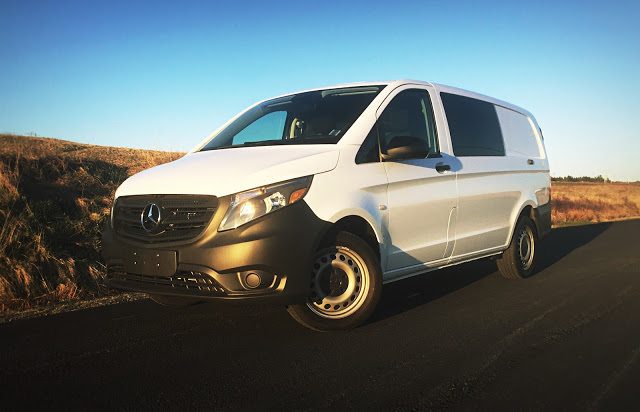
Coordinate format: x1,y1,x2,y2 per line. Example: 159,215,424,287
101,197,331,304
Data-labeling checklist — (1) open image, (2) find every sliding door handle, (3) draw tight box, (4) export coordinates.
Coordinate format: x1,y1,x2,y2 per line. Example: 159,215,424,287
436,163,451,173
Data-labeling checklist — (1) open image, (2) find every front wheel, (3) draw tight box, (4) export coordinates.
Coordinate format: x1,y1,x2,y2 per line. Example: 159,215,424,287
496,216,538,279
287,231,382,331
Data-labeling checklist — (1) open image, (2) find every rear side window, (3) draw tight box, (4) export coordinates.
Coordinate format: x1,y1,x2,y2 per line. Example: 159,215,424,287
441,93,505,156
495,106,542,158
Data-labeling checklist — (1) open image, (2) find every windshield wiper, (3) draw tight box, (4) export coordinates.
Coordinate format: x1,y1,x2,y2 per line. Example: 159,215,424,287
242,140,288,146
200,137,337,152
200,140,290,152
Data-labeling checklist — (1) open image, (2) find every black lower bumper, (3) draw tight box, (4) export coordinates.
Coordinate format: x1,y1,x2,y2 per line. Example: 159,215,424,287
102,199,331,304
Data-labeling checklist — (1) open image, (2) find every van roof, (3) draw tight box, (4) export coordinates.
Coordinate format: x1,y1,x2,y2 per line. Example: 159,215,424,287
281,79,535,120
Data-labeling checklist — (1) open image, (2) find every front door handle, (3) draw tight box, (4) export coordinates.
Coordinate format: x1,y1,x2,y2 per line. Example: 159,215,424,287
436,163,451,173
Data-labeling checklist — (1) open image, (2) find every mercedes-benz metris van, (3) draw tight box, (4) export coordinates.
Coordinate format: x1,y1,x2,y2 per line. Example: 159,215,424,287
102,80,551,331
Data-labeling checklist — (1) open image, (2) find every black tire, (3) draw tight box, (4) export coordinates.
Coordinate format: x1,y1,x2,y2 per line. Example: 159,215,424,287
149,294,201,306
286,231,382,331
496,216,538,279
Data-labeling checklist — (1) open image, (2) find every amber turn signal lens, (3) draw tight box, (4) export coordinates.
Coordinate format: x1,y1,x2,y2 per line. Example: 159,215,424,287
289,188,307,204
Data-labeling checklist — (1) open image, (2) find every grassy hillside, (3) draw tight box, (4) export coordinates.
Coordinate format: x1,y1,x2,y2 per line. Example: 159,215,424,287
1,134,639,313
0,134,182,311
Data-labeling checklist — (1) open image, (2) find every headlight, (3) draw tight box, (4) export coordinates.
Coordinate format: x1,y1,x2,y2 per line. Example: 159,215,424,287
218,176,312,231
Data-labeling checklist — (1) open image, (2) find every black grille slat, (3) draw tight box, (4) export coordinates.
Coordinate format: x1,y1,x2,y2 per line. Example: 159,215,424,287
119,216,142,224
108,268,226,296
165,217,211,225
114,195,217,244
166,223,206,230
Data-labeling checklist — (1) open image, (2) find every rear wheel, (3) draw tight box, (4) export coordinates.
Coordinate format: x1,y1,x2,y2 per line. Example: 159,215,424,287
287,231,382,331
496,216,538,279
149,294,200,306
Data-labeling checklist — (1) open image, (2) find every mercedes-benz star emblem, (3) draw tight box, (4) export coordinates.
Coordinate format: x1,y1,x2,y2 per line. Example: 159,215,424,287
141,203,162,233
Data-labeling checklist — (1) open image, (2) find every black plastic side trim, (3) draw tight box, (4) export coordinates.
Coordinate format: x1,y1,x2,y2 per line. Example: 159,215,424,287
535,203,552,239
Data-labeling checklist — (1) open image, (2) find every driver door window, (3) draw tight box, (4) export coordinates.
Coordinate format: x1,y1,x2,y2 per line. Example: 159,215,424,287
378,89,439,156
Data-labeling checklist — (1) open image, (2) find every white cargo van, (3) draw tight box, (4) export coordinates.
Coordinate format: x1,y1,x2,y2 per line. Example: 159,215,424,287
102,80,551,330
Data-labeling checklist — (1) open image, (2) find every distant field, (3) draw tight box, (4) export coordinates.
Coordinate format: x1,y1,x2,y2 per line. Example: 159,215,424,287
551,182,640,226
1,134,639,313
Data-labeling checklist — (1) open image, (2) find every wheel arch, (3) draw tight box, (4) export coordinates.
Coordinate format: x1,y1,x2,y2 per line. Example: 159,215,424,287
318,213,382,263
506,200,542,246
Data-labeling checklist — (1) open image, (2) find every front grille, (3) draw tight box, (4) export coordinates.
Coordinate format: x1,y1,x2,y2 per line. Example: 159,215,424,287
108,268,226,296
114,195,217,244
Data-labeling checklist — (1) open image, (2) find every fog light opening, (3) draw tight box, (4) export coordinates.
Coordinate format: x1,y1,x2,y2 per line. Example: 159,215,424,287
245,272,262,289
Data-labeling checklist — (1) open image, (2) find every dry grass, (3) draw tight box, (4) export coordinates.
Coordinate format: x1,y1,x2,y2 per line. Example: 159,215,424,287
551,182,640,226
0,134,182,312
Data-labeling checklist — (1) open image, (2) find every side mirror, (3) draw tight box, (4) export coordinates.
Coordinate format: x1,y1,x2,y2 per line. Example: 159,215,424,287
380,136,430,161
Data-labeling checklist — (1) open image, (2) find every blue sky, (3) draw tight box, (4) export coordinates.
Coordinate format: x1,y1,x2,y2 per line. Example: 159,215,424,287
1,0,639,180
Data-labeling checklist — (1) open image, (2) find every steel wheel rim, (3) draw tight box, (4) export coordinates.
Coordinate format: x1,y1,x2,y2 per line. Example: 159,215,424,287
517,225,535,270
307,246,370,319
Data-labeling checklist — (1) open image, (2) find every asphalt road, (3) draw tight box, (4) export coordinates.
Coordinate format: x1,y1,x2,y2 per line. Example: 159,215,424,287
2,220,639,411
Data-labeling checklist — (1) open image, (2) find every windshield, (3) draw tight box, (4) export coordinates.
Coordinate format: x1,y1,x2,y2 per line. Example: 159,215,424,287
200,85,384,151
